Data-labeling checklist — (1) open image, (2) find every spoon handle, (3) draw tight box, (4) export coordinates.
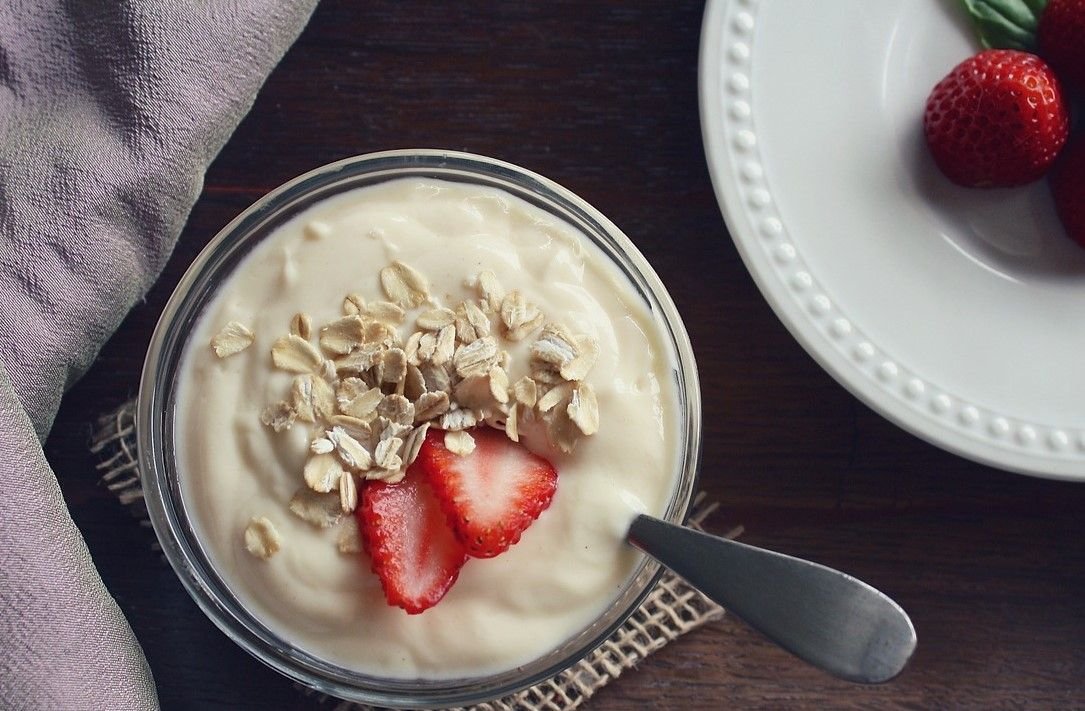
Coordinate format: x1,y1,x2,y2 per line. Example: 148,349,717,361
627,514,916,684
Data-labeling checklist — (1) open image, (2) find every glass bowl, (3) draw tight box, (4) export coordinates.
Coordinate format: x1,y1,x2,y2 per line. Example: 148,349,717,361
137,149,701,708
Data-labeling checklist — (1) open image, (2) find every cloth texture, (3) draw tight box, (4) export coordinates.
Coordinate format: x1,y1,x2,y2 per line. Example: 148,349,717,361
0,2,317,708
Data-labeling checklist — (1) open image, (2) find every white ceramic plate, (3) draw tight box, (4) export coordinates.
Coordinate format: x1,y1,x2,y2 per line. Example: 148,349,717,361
700,0,1085,480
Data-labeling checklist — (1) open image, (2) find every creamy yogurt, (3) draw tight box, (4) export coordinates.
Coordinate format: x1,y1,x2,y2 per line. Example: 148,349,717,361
175,177,680,679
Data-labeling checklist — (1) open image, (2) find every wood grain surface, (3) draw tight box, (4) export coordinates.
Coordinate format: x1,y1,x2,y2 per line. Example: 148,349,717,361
45,2,1085,709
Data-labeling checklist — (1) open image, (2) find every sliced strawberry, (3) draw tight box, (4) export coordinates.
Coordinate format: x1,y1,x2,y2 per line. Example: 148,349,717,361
417,427,558,558
358,465,467,614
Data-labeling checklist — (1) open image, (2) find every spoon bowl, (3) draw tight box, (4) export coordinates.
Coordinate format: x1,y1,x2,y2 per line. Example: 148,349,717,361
627,514,917,684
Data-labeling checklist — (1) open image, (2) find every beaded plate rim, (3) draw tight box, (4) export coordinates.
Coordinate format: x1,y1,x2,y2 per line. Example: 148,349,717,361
698,0,1085,480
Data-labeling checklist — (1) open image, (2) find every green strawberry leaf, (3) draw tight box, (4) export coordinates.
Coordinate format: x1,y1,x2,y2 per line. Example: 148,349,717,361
960,0,1048,51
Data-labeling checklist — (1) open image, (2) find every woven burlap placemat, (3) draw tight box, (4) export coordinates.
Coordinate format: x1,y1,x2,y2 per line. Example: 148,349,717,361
91,400,733,710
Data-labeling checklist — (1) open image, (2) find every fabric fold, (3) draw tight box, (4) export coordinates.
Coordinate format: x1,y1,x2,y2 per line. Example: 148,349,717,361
0,1,319,707
0,0,319,437
0,362,156,710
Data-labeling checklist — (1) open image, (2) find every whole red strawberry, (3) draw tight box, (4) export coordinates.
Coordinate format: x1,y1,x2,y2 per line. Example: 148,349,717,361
924,49,1069,187
1038,0,1085,94
1050,140,1085,246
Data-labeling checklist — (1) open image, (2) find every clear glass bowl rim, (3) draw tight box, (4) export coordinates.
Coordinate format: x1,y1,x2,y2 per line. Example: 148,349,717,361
137,149,702,708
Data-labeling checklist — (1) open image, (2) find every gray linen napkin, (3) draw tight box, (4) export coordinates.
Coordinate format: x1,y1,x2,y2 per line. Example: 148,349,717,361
0,2,317,708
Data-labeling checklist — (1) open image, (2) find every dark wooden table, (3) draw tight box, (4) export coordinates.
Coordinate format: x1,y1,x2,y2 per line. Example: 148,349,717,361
46,2,1085,709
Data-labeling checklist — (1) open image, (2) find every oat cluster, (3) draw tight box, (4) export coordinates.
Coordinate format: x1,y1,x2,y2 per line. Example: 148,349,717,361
211,260,601,559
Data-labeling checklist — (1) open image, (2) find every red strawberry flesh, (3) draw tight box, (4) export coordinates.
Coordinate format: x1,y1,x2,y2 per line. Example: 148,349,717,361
418,427,558,559
923,49,1069,188
358,466,467,614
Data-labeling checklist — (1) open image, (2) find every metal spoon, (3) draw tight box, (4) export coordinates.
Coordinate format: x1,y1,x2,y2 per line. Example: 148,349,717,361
627,514,916,684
